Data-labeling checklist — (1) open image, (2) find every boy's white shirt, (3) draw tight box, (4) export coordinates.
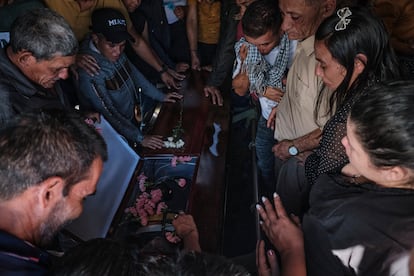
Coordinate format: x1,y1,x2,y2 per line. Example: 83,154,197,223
260,40,297,120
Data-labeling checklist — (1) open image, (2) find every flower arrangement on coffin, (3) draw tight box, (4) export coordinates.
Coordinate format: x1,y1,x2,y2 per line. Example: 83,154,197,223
123,173,187,243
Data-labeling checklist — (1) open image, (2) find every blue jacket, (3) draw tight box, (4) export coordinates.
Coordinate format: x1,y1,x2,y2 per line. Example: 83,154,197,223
0,230,51,275
78,38,165,143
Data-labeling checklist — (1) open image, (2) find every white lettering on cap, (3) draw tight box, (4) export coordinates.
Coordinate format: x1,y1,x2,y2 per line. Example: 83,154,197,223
107,19,126,26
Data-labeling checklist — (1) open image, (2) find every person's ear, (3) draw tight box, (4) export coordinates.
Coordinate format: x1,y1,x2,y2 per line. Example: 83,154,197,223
354,54,367,75
382,166,411,186
91,33,99,45
16,51,36,68
38,177,65,209
322,0,336,18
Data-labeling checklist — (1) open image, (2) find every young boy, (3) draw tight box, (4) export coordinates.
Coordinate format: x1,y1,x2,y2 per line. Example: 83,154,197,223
232,0,296,194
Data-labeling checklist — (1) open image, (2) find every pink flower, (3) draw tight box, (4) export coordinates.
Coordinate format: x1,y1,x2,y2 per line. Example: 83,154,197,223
171,156,178,167
146,199,155,209
165,231,182,243
177,155,192,163
137,173,148,192
144,203,155,216
139,182,146,192
135,197,145,209
137,172,148,182
177,178,186,188
125,207,137,216
140,215,148,226
156,202,168,214
150,189,162,203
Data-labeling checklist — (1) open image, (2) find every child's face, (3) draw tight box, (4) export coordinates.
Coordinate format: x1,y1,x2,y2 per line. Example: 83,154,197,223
93,34,126,63
244,29,280,55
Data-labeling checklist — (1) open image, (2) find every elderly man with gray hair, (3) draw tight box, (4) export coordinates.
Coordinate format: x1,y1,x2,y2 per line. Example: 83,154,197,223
0,8,78,124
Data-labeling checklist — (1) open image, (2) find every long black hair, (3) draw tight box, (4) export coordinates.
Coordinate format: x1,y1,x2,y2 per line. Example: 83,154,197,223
315,6,400,118
350,80,414,171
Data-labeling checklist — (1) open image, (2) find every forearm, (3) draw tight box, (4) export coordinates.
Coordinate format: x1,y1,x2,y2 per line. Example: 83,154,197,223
129,27,163,72
182,231,201,252
292,128,322,153
280,249,307,276
186,2,198,53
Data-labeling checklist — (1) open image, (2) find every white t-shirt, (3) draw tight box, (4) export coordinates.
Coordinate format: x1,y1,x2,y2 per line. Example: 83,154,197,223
259,40,297,120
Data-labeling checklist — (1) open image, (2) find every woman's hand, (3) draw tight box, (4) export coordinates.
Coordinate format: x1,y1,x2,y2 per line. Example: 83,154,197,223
256,194,304,256
256,240,279,276
256,194,306,276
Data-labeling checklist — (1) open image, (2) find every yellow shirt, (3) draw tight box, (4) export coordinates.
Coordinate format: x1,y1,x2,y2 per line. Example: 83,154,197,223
197,0,221,44
274,35,330,141
45,0,132,41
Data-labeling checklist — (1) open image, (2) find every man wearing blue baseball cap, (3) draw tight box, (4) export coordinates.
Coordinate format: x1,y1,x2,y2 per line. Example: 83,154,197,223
77,8,182,150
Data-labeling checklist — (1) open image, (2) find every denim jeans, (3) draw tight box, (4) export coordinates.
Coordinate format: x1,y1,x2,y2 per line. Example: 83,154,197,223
255,116,277,195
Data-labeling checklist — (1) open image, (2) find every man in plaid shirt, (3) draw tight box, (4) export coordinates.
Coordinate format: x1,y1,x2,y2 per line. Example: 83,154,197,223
232,0,296,195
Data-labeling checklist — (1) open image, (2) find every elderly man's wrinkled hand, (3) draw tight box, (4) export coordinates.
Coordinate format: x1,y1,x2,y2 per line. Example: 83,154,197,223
272,140,292,161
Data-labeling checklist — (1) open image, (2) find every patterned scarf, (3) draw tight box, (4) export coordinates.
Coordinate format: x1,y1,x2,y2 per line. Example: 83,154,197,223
234,33,290,95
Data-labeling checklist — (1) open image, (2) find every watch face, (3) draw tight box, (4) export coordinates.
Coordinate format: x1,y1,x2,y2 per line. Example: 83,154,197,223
288,146,298,156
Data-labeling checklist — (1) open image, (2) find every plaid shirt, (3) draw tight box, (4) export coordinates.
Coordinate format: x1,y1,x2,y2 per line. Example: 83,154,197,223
234,33,290,96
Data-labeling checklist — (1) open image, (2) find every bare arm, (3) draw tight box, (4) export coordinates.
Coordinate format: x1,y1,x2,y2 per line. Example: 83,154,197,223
172,213,201,252
127,25,179,89
186,0,200,70
272,128,322,161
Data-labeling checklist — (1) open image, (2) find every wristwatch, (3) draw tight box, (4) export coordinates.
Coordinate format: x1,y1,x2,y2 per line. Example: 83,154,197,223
288,145,299,156
158,64,169,75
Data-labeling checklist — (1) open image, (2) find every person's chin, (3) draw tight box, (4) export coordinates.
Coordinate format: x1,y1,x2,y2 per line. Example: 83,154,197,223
287,33,303,41
110,56,120,63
